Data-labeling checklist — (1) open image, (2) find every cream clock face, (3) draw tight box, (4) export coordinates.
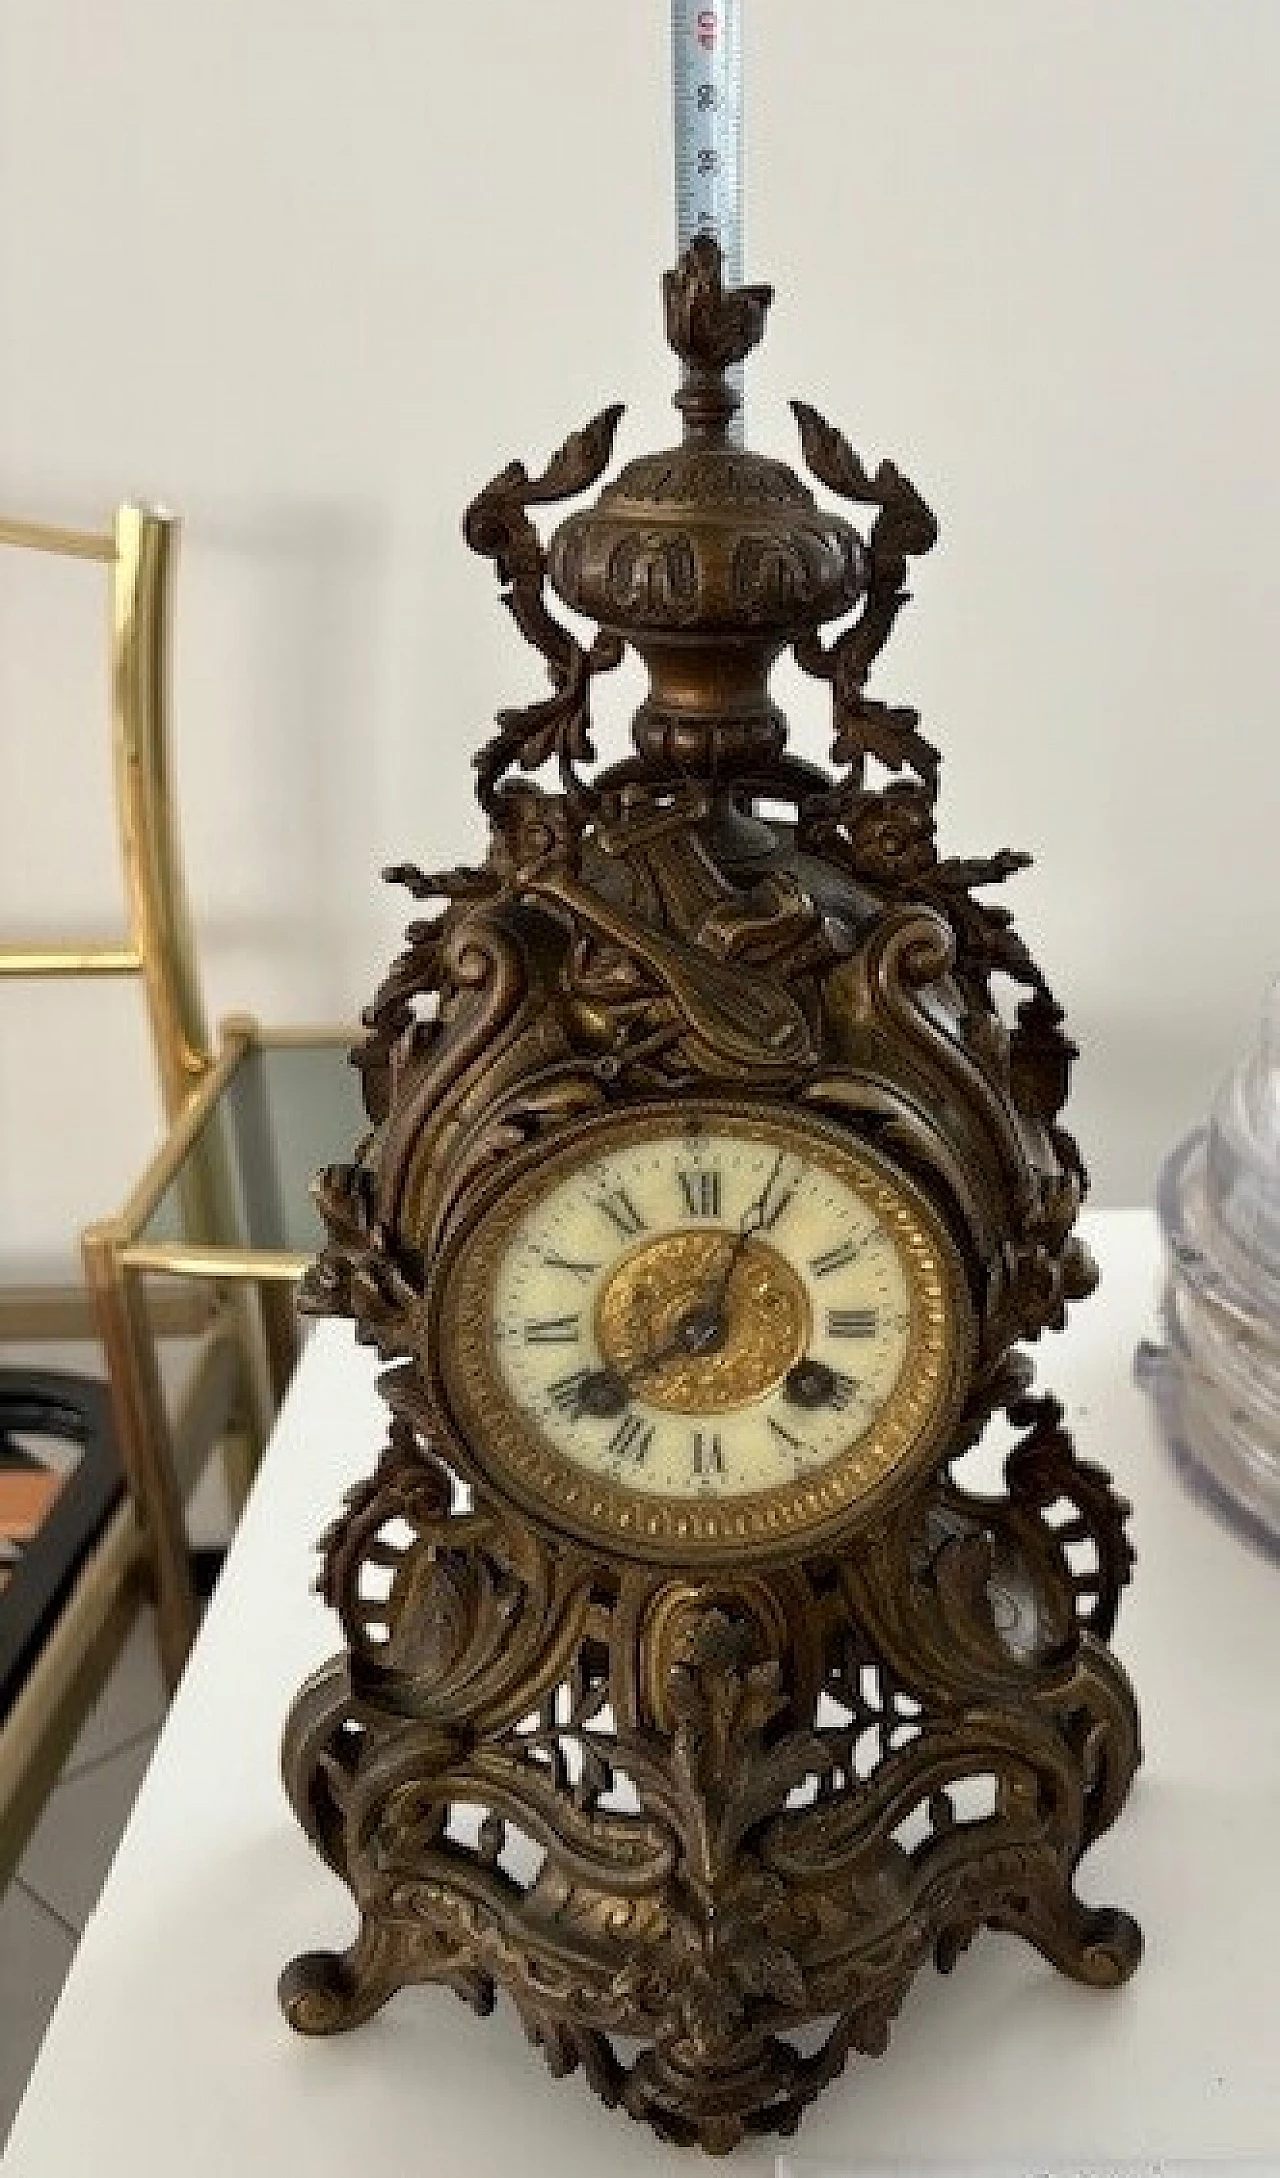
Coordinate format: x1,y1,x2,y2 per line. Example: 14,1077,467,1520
435,1104,969,1561
494,1133,909,1498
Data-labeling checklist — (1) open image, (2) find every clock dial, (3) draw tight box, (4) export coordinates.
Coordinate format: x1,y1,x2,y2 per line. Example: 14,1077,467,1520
494,1136,910,1498
434,1104,970,1561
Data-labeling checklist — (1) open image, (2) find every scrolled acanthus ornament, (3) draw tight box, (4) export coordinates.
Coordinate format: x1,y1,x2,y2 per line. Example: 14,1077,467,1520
280,236,1141,2155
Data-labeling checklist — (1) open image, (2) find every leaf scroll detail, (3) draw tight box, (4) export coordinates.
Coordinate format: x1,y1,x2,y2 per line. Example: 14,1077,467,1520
791,399,940,794
464,404,626,811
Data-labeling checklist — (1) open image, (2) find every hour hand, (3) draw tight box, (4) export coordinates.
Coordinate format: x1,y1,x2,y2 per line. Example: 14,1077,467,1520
568,1296,720,1420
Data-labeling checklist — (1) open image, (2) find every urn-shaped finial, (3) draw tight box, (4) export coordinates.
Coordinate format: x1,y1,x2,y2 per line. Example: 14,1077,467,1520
548,239,866,774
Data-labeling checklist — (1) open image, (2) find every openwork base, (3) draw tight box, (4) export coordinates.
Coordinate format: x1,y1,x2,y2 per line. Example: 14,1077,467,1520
280,1382,1141,2155
280,1840,1139,2155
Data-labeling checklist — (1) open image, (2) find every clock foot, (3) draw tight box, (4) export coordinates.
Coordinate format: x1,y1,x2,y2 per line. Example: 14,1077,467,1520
279,1920,496,2037
994,1891,1144,1989
278,1926,405,2036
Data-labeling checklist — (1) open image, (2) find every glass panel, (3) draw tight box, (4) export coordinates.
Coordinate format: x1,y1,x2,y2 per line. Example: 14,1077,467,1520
137,1040,366,1254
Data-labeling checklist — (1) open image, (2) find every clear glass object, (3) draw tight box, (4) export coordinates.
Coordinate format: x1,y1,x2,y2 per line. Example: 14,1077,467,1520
1138,978,1280,1548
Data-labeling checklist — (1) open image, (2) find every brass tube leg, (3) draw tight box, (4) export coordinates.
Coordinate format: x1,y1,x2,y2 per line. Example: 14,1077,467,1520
221,1423,258,1527
219,1281,297,1521
83,1224,198,1688
259,1279,300,1413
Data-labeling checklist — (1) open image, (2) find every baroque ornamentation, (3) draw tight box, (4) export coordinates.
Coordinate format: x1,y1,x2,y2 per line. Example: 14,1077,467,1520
606,529,700,621
282,238,1141,2153
463,404,627,812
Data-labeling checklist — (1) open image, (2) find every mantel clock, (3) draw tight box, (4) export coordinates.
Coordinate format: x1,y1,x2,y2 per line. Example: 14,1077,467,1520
279,239,1142,2154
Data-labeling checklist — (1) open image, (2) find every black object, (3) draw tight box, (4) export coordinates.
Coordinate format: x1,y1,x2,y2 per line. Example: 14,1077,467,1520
0,1371,122,1721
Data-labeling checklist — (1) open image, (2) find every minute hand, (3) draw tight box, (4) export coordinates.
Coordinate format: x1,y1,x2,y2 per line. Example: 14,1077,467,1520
705,1152,793,1319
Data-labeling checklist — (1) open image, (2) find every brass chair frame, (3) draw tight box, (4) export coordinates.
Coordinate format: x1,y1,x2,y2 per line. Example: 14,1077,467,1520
83,1015,355,1686
0,504,258,1877
0,505,209,1108
0,505,210,1334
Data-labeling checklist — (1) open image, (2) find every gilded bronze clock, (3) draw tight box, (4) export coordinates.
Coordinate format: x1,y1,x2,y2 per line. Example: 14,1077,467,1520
279,240,1141,2154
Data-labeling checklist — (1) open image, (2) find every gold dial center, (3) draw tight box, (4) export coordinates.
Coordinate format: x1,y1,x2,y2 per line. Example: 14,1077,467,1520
594,1230,811,1415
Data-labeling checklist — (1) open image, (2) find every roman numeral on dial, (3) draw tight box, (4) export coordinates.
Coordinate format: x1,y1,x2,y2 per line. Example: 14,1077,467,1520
548,1370,592,1416
523,1314,581,1344
609,1416,654,1463
677,1167,722,1219
809,1237,861,1278
692,1430,724,1478
828,1307,878,1338
540,1251,599,1283
596,1186,647,1239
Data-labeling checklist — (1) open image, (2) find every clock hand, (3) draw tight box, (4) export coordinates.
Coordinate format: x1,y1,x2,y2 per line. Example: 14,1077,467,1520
618,1298,722,1386
573,1163,797,1419
568,1297,708,1420
572,1273,736,1419
744,1149,789,1238
698,1149,790,1328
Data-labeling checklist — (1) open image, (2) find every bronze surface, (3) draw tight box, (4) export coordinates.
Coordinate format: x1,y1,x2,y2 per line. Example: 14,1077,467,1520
279,238,1142,2154
594,1230,810,1414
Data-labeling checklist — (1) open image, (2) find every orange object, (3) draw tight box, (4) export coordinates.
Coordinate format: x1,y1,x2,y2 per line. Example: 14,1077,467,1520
0,1465,63,1541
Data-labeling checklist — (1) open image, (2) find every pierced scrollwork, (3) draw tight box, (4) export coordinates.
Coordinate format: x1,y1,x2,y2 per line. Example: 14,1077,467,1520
283,1464,1140,2150
798,778,1054,1030
1001,1392,1137,1642
282,236,1140,2152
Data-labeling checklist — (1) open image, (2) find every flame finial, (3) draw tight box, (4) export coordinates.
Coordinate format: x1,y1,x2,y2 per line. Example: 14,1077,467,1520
663,236,774,445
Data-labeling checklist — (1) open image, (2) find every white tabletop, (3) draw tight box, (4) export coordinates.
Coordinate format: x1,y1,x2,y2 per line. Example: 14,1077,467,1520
6,1211,1280,2176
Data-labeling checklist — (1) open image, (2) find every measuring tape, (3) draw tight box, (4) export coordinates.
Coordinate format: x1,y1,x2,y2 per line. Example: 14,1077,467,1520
671,0,745,438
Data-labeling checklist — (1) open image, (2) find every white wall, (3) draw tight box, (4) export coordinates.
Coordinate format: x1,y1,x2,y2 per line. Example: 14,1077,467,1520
2,0,1277,1271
